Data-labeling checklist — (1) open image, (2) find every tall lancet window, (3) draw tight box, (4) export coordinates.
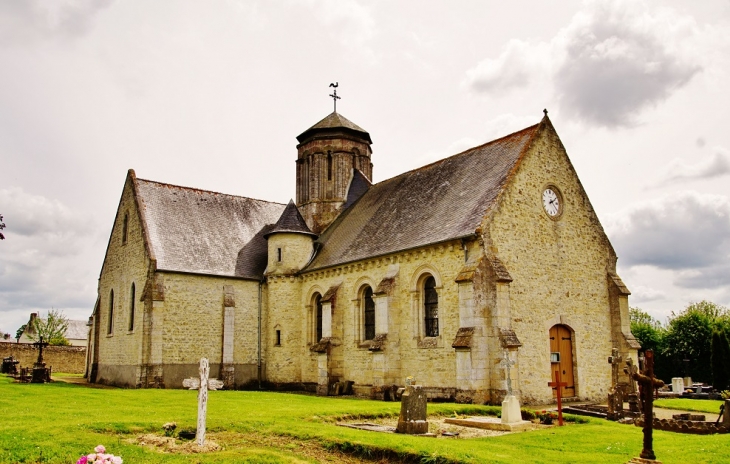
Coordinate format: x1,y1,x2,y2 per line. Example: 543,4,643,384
363,286,375,341
424,276,439,337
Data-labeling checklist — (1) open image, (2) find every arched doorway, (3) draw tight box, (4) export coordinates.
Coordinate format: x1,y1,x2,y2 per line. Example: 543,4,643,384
549,324,576,398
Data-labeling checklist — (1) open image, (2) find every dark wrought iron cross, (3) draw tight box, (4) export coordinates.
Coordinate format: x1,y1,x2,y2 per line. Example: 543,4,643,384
329,82,340,112
632,349,665,461
32,336,49,366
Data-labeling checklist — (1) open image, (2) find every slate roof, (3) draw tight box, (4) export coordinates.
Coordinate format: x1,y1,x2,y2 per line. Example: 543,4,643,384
65,320,89,341
135,178,285,279
297,112,372,144
306,122,541,271
264,200,316,238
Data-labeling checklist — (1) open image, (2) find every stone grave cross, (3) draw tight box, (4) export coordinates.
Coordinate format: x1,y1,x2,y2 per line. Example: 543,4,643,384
630,349,665,462
499,350,515,395
607,348,624,419
183,358,224,446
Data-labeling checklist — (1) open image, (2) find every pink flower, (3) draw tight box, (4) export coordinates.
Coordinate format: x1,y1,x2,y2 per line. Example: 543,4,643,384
76,457,88,464
94,445,106,454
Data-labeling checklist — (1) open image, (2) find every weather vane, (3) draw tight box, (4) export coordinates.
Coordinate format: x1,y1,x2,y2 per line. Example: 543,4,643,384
329,82,340,112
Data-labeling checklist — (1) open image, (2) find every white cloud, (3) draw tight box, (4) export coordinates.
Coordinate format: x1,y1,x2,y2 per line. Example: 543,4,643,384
0,188,101,332
464,39,553,93
0,0,113,46
629,284,665,303
465,0,706,128
606,191,730,272
657,148,730,184
292,0,377,58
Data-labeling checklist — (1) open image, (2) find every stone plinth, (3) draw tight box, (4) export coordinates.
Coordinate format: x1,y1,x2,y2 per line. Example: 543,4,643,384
501,395,522,424
396,385,429,434
627,458,662,464
445,416,533,432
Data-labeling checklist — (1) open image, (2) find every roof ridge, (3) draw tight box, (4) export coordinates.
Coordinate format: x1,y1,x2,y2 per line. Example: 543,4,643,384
135,177,286,206
372,121,541,188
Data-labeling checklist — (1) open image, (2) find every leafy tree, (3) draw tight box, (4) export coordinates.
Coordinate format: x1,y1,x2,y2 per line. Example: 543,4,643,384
662,301,730,383
630,307,669,379
15,324,26,341
711,329,730,391
0,213,5,240
630,307,664,351
28,309,70,346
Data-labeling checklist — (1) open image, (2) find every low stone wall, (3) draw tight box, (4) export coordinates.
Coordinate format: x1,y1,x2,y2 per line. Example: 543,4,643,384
0,343,86,374
636,417,729,435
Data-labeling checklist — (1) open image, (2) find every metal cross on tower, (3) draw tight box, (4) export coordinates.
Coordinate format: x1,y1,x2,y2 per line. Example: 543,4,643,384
329,82,340,112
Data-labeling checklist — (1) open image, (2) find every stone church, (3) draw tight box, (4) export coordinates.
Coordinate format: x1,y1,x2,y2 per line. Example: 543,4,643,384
86,110,639,405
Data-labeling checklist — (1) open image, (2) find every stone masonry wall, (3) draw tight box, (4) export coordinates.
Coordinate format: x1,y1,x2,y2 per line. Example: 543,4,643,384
294,242,468,397
95,177,152,386
0,343,86,374
484,121,617,404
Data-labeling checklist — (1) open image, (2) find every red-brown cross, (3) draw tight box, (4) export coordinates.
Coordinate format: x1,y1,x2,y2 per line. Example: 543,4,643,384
548,370,567,426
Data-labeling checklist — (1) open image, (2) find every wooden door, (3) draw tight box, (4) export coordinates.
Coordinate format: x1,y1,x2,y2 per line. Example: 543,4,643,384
549,324,576,398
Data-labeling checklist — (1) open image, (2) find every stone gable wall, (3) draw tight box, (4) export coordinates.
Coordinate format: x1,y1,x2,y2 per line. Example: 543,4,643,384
95,178,151,386
483,122,617,404
0,343,86,374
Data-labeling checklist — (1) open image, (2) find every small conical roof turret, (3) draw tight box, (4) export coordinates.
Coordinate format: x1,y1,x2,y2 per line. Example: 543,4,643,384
264,200,317,239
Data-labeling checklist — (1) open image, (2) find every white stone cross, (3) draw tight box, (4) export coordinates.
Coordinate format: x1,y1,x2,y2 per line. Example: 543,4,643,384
182,358,224,446
499,350,516,396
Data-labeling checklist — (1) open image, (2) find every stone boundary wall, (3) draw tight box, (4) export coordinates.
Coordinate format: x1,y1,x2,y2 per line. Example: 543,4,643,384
0,343,86,374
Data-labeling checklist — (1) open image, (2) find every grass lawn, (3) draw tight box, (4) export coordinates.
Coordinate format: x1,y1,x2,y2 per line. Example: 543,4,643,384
1,376,728,463
655,398,725,415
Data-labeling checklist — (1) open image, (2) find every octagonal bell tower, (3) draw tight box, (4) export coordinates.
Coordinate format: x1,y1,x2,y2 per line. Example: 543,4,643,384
295,112,372,234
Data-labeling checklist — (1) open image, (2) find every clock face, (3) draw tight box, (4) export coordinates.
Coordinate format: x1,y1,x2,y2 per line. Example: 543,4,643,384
542,188,562,217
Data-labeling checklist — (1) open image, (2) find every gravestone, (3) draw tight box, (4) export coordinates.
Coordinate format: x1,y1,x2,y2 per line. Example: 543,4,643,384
499,350,522,424
624,357,640,413
607,348,624,420
31,337,50,383
671,377,684,393
182,358,224,446
395,382,428,434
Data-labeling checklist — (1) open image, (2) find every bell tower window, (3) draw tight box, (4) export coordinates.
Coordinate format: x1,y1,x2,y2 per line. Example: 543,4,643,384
327,152,333,181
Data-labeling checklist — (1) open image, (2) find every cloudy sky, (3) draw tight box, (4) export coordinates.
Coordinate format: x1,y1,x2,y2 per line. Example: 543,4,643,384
1,0,729,335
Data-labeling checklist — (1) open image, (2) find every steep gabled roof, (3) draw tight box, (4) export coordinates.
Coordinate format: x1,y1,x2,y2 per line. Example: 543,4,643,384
306,121,541,270
135,179,285,279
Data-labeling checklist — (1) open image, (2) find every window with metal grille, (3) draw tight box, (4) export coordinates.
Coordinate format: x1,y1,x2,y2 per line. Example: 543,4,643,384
363,286,375,340
315,294,323,341
424,276,439,337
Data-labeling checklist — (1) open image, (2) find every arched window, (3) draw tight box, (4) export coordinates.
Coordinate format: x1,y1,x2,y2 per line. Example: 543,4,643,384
424,276,438,337
122,213,128,245
128,283,135,331
315,293,323,342
108,289,114,335
363,286,375,340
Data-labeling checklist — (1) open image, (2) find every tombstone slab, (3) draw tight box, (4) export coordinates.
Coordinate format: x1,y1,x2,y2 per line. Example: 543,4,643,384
396,385,429,434
671,378,684,393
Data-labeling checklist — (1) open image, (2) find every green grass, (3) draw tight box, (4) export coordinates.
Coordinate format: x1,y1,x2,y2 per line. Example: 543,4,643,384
1,376,729,463
655,398,725,415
